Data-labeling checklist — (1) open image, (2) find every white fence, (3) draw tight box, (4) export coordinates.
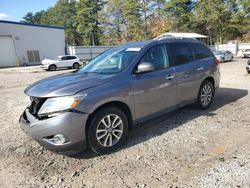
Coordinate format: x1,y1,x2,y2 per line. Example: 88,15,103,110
209,43,250,56
68,42,250,61
68,46,112,61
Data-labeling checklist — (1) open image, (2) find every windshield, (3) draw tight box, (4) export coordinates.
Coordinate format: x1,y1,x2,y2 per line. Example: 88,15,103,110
78,47,140,74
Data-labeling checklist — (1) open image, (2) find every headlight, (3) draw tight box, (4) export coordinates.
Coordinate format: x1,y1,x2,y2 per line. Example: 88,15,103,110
38,94,87,116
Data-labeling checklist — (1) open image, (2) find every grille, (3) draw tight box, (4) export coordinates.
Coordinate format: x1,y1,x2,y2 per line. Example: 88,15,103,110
29,97,46,116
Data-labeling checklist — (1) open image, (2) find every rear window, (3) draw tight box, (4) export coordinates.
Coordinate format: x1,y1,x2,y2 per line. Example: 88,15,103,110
166,43,194,66
190,43,211,60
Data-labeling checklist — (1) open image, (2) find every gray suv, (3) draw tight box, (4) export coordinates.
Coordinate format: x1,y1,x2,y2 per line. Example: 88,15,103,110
20,38,220,154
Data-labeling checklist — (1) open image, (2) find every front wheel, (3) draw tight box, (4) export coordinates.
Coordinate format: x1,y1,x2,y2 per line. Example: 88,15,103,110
196,81,214,109
87,107,128,154
48,64,57,71
73,63,80,69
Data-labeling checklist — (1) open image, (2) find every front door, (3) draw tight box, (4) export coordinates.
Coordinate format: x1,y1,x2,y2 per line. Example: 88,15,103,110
131,44,177,121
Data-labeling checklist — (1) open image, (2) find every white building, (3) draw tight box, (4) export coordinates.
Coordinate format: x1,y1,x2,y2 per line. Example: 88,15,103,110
0,20,65,67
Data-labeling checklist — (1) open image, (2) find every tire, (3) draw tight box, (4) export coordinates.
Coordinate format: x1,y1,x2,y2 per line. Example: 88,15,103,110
48,64,57,71
73,63,80,69
247,70,250,74
87,107,129,154
196,81,215,109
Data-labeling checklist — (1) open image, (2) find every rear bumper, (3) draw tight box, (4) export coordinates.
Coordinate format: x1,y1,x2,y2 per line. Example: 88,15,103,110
19,109,89,154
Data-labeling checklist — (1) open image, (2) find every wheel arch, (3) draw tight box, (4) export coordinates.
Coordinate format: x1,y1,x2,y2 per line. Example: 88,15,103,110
202,76,215,89
85,101,134,136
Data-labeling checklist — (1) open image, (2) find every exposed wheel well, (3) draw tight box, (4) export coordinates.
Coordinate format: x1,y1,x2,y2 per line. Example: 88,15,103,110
203,77,215,88
49,64,57,68
85,101,134,135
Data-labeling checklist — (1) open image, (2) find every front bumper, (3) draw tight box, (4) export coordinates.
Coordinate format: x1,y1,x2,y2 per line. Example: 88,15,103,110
19,109,89,154
41,65,49,69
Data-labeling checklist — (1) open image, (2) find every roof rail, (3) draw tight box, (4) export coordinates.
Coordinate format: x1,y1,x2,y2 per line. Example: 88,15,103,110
153,34,197,41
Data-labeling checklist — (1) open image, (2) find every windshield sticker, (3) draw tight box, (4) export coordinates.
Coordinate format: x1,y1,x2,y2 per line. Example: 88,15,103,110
125,47,141,52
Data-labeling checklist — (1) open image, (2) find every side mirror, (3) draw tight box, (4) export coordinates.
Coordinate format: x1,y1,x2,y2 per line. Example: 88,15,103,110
135,62,154,74
59,59,62,61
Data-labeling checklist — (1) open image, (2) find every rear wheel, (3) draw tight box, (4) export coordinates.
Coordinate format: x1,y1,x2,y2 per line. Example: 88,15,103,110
48,64,57,71
196,81,214,109
73,63,80,69
87,107,128,154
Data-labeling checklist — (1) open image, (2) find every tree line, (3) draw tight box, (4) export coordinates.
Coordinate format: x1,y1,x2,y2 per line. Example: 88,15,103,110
22,0,250,46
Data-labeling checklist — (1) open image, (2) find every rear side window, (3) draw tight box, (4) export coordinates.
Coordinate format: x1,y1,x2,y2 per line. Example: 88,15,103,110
70,56,77,59
166,43,194,66
190,43,211,60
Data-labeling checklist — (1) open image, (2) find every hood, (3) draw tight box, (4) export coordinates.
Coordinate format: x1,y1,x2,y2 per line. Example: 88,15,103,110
42,59,55,64
25,72,114,98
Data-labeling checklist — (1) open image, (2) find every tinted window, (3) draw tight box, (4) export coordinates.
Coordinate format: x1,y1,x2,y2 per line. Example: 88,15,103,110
140,44,170,71
191,43,211,60
166,43,194,66
68,56,77,60
61,56,67,60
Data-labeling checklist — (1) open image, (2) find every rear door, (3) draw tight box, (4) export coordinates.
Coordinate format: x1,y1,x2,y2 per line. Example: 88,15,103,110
166,42,198,106
190,42,214,81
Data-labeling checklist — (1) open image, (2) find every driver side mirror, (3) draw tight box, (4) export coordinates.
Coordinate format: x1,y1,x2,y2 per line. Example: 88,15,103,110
135,62,154,74
59,59,62,61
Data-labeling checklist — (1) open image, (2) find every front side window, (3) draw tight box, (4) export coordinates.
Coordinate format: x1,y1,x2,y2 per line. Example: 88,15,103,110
166,43,194,66
78,47,140,74
140,44,170,71
61,56,67,61
190,43,211,60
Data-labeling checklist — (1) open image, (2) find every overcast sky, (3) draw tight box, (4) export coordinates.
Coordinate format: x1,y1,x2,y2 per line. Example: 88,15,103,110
0,0,57,21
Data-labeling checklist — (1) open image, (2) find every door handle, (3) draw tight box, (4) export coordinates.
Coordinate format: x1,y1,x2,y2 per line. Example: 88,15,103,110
197,67,204,71
166,75,174,80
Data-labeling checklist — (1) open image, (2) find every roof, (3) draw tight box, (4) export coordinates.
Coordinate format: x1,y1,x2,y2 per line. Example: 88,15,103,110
154,32,208,39
0,20,64,30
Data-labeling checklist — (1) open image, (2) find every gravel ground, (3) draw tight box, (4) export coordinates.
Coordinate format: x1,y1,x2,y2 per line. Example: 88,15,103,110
0,59,250,188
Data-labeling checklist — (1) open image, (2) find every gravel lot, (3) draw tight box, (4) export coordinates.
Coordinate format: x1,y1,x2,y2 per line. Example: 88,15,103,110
0,59,250,188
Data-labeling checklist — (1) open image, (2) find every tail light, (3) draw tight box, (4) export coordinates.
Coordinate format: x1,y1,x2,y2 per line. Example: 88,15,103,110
215,59,220,65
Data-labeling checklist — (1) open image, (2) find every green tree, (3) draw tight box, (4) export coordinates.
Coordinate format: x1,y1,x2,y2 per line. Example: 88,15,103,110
76,0,104,45
164,0,196,32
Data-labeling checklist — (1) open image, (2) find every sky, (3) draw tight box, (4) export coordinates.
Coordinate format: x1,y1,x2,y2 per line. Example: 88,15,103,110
0,0,57,22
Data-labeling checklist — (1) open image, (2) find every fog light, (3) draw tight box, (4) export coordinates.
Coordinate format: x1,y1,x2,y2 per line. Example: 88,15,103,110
53,134,66,145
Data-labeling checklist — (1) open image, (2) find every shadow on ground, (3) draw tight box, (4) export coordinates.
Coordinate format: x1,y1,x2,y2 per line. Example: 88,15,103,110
70,87,248,159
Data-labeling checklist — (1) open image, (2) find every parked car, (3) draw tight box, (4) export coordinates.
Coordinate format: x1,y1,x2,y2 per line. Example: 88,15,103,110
213,50,233,63
41,55,81,71
20,38,220,154
246,59,250,73
241,49,250,58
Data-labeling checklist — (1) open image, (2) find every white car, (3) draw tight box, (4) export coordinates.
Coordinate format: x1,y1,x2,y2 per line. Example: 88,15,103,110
41,55,81,71
241,49,250,58
213,50,233,63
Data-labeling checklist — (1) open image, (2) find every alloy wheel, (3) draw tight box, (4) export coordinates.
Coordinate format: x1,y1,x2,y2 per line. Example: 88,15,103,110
96,114,124,147
201,84,213,107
